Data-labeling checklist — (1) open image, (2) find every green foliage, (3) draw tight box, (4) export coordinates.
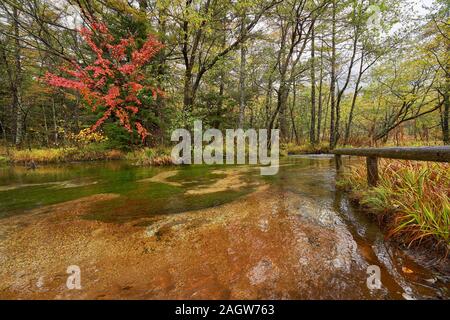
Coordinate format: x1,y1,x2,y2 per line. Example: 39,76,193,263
102,123,134,151
0,0,447,149
0,155,8,166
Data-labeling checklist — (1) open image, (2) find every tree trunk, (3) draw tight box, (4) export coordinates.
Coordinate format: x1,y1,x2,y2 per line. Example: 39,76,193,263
13,7,23,146
52,98,58,145
265,74,273,129
322,93,330,142
238,17,247,128
442,94,449,144
329,0,337,149
335,25,359,146
442,77,449,144
291,79,299,144
310,25,316,144
278,77,290,141
344,51,365,145
14,91,23,146
316,35,324,143
42,105,49,146
183,69,194,115
0,119,7,154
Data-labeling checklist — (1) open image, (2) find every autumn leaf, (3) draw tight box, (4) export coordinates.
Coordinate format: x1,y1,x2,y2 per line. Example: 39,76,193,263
43,21,164,141
402,267,414,274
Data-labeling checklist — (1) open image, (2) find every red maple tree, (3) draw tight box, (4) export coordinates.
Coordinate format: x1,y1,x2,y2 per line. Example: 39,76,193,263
44,21,164,141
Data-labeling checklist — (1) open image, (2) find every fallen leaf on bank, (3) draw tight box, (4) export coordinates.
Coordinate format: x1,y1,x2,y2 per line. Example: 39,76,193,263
402,267,413,274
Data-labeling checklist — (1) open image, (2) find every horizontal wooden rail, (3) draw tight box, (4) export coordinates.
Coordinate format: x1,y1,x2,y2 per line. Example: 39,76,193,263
331,146,450,186
332,146,450,162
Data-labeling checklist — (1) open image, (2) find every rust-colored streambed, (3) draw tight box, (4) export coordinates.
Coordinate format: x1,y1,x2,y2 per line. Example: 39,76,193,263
0,156,448,299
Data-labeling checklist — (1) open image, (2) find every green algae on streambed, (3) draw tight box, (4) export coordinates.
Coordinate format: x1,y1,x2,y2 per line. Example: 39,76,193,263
0,162,262,220
0,156,449,299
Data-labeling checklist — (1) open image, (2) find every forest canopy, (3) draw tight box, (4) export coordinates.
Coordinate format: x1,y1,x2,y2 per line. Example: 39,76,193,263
0,0,448,150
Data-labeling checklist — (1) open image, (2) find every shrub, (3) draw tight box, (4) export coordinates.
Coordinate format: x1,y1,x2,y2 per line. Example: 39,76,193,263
67,128,108,145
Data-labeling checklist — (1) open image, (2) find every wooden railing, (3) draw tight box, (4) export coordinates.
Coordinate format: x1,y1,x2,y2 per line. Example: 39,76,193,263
332,146,450,186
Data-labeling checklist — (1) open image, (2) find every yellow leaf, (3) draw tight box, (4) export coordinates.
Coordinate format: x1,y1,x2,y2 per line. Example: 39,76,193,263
402,267,413,274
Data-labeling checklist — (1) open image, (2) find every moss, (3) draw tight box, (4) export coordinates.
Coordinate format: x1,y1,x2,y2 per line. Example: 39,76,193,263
82,188,252,223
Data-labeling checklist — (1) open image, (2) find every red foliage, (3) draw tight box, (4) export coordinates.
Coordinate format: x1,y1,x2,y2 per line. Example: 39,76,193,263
44,21,164,141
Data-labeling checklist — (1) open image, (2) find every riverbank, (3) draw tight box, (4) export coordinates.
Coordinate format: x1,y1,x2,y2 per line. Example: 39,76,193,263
3,141,444,166
0,145,123,165
283,142,331,155
337,160,450,256
0,143,329,167
0,145,174,167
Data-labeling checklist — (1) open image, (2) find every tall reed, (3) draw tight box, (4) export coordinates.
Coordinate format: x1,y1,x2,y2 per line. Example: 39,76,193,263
338,160,450,252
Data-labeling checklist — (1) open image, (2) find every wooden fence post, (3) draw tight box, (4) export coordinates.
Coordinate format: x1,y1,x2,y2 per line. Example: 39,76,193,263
335,154,342,171
366,156,379,187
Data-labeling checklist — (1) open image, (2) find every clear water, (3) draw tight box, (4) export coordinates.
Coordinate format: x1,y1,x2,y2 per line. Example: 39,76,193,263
0,156,448,299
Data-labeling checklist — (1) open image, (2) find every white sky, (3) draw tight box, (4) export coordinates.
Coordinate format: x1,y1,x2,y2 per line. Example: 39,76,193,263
415,0,436,14
407,0,437,17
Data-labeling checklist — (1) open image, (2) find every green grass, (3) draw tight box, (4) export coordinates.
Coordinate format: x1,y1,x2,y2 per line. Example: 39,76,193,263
2,144,176,166
338,160,450,253
125,147,173,166
283,142,331,155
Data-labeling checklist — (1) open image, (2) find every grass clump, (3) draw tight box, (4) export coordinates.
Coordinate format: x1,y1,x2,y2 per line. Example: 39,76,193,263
11,148,69,164
338,160,450,253
125,147,173,166
8,143,123,164
283,142,330,155
0,155,8,166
